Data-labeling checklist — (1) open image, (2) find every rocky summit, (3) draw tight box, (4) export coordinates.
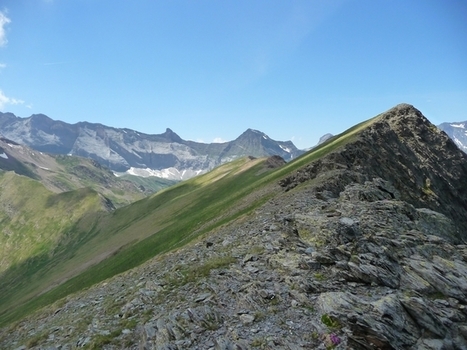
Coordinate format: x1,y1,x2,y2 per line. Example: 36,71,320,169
1,104,467,349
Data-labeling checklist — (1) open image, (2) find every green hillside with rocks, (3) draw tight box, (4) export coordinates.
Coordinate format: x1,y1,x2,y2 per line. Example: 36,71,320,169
1,104,467,349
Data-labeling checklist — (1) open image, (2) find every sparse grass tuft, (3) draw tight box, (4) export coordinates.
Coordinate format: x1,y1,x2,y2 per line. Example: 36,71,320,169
25,331,48,348
248,245,265,255
314,272,327,281
165,255,236,288
321,313,341,329
251,336,267,348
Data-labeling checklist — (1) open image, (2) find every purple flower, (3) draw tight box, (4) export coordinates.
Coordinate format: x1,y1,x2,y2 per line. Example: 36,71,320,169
330,333,341,345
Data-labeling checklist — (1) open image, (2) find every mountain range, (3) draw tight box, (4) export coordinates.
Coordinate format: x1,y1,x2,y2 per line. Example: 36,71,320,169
1,104,467,349
0,112,303,180
438,120,467,153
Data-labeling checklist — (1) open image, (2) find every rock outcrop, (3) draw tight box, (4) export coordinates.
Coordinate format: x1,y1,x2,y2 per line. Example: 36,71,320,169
280,104,467,239
1,104,467,349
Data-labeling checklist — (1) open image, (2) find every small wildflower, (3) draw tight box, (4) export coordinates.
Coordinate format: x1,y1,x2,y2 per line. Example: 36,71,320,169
322,333,341,348
330,333,341,345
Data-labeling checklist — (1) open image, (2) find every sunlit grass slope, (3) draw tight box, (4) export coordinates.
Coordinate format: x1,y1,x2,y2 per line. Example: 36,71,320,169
0,157,273,325
0,113,380,326
0,171,106,274
117,173,177,194
52,155,150,207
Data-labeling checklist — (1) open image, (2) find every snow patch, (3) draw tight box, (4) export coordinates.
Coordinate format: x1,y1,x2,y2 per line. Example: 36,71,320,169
451,123,465,129
123,166,205,180
453,136,466,150
0,152,8,159
7,143,22,150
279,145,291,153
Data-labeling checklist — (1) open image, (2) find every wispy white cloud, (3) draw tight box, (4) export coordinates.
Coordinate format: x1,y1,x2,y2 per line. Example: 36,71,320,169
0,90,25,110
0,63,6,70
212,137,227,143
0,11,11,47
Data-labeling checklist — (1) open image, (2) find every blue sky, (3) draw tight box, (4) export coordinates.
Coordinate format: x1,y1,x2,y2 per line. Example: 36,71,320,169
0,0,466,149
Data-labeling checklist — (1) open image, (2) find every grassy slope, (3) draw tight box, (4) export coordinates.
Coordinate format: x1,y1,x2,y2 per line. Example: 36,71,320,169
53,155,147,207
0,114,379,326
53,155,179,207
0,171,105,273
0,146,39,180
117,173,177,194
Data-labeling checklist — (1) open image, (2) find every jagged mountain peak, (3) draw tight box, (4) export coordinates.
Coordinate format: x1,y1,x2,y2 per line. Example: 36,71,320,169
29,113,53,121
245,128,266,134
220,127,300,161
233,128,263,142
161,127,183,143
384,102,419,114
377,104,467,155
379,103,427,125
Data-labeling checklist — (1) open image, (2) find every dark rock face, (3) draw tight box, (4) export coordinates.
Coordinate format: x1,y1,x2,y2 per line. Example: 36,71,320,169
265,155,287,168
280,104,467,241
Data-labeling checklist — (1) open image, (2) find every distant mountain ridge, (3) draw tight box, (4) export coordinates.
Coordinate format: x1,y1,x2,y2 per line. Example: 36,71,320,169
438,120,467,153
0,112,304,180
0,136,175,208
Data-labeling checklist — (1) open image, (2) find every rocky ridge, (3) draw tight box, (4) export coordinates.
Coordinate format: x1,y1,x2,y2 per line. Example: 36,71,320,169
1,104,467,349
280,104,467,235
